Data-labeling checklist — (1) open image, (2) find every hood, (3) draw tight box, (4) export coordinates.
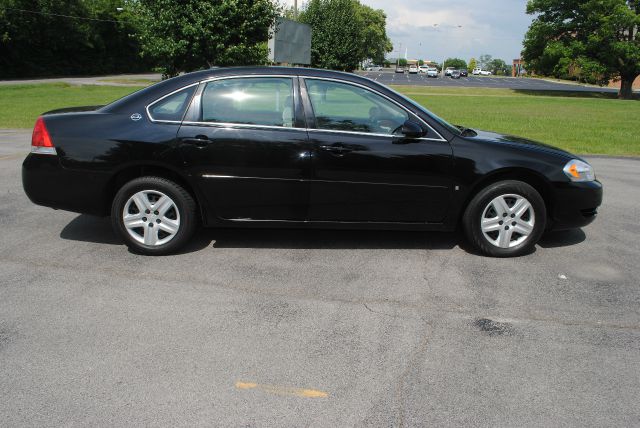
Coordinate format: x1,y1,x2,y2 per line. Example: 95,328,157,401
43,105,104,115
465,128,577,160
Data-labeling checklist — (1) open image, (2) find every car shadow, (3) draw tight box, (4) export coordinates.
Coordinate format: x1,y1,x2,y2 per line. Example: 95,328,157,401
60,214,122,245
59,214,588,254
538,228,586,248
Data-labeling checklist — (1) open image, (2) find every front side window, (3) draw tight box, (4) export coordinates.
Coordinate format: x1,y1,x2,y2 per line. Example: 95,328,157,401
201,77,294,127
305,79,409,135
148,85,196,122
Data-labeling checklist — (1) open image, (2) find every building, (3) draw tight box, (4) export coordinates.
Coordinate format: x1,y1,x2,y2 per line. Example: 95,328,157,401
512,58,525,77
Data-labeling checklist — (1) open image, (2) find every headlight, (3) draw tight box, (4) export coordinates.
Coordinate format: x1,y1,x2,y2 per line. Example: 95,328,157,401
563,159,595,182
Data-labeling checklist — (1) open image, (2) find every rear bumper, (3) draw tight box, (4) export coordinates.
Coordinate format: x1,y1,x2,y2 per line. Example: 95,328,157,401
550,180,603,230
22,154,110,216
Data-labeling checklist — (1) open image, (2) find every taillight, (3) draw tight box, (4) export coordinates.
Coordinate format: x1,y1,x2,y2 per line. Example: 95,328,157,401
31,116,57,155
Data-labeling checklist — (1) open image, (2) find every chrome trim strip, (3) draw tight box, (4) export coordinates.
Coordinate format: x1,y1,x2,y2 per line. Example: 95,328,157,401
201,174,447,189
225,218,439,225
198,74,295,84
145,74,449,142
305,128,440,141
145,82,200,123
30,146,57,155
181,121,308,132
300,76,447,142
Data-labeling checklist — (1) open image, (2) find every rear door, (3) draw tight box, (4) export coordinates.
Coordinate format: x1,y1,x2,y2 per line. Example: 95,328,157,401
176,75,312,222
301,78,453,223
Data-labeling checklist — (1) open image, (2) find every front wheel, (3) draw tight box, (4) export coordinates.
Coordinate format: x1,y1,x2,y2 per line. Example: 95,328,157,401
111,176,197,255
463,180,546,257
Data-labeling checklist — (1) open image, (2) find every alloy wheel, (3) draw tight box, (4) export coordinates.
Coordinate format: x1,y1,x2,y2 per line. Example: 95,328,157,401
481,193,535,249
122,190,180,246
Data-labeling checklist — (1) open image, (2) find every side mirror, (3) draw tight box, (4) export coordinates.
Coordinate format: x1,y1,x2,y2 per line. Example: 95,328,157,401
400,120,425,138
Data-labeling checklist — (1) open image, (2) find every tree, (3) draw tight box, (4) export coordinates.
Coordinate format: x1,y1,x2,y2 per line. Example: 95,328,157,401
479,54,493,69
523,0,640,99
488,58,509,75
132,0,280,77
468,57,478,72
0,0,145,78
444,58,467,70
299,0,391,71
356,5,392,65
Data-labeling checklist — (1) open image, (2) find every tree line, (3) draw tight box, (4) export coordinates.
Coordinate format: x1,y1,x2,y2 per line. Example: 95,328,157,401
0,0,391,79
389,56,511,75
0,0,149,78
522,0,639,99
2,0,637,99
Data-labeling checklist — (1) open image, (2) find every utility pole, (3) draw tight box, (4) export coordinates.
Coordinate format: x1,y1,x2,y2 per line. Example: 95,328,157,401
294,0,298,19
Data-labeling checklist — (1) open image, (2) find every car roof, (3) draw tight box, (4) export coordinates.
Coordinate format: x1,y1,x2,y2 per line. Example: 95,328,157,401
102,66,383,113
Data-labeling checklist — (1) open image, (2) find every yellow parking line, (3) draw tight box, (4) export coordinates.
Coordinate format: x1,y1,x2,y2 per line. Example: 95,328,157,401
235,381,328,398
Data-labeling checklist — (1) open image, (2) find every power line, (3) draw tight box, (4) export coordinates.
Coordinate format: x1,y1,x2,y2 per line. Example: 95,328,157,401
2,7,121,23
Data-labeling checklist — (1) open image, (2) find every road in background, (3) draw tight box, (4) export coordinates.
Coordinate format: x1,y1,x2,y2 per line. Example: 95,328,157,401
1,71,631,93
359,70,624,92
0,73,161,87
1,130,639,426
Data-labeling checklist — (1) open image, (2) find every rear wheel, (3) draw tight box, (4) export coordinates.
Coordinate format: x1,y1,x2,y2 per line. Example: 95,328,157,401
111,177,197,255
463,180,546,257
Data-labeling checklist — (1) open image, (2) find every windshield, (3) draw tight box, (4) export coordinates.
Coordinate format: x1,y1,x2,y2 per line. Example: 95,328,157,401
386,86,461,135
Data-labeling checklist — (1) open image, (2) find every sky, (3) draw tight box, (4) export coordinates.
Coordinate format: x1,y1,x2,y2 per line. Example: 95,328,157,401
281,0,534,63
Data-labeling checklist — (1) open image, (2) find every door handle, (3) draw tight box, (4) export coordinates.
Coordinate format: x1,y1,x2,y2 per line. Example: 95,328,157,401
182,135,210,148
320,144,352,154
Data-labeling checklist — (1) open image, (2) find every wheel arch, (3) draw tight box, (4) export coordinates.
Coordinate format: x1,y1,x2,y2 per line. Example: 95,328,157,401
458,167,555,225
104,162,207,223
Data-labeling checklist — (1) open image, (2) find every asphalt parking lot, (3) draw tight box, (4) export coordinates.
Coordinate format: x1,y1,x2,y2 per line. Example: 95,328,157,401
358,70,624,92
1,129,639,426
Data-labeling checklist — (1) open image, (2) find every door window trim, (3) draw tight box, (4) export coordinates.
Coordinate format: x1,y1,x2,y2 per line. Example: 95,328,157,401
145,74,447,141
300,77,446,142
184,75,302,131
145,82,200,124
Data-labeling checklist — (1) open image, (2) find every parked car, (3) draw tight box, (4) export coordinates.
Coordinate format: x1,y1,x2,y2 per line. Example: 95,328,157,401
472,67,482,75
23,66,602,257
445,67,455,76
479,70,492,76
418,65,429,74
365,65,382,71
426,67,439,78
459,69,468,77
450,70,461,79
408,65,419,74
395,66,405,73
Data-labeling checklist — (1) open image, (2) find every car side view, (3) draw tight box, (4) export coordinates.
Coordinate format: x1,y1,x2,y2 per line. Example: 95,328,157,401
22,67,602,257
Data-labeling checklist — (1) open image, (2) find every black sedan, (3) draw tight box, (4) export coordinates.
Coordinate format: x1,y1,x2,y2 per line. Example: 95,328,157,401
23,67,602,257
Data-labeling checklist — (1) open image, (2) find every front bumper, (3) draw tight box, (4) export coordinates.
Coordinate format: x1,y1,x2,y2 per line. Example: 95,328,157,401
550,179,603,230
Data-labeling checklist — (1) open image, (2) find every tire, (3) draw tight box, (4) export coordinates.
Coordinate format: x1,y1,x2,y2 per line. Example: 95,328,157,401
463,180,546,257
111,176,197,255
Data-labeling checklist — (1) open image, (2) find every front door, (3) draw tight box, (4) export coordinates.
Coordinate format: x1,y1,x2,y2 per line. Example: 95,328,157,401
177,76,311,221
302,78,453,223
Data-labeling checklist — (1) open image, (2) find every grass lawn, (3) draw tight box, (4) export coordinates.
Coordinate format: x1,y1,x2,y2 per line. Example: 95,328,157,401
393,85,640,156
0,83,145,129
1,82,638,156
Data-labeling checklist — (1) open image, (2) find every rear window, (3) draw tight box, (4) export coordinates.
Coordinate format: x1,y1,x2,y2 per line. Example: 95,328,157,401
148,85,197,122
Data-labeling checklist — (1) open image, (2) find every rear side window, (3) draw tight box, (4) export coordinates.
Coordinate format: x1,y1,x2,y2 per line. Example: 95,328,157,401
200,77,294,127
148,85,197,122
